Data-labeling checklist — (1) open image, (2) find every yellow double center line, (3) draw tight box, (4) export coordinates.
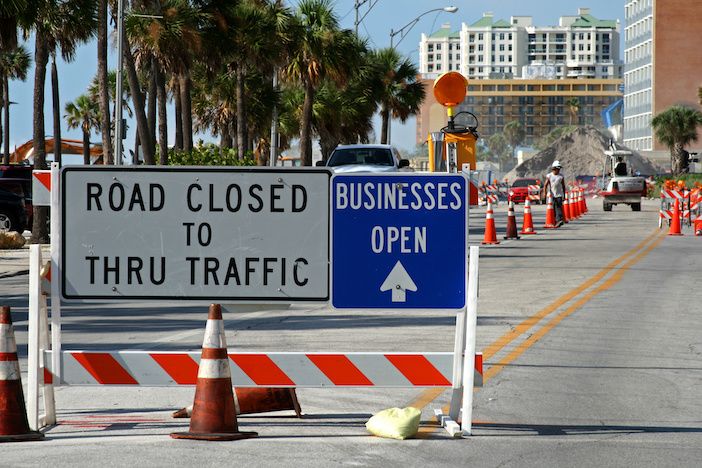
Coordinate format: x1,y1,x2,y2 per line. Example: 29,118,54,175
410,228,664,421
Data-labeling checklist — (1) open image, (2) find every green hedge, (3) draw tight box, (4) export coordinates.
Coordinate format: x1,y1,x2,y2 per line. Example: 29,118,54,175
166,142,257,166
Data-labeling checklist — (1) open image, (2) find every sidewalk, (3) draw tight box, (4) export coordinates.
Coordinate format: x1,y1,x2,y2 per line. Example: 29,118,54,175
0,243,50,278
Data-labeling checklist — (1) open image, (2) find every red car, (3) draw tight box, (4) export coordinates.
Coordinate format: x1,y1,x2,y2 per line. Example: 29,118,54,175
509,178,541,204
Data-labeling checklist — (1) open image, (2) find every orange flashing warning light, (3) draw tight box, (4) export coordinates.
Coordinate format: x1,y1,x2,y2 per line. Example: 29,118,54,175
433,72,468,107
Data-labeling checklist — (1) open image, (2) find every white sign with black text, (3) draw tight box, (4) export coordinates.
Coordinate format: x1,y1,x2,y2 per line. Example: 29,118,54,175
60,167,330,302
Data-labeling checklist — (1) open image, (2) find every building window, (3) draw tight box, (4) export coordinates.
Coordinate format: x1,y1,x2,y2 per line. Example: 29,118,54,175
499,44,505,51
499,55,504,62
456,44,460,51
436,44,442,50
469,34,475,43
508,55,512,62
428,64,433,72
436,54,441,60
436,64,442,71
508,44,512,51
499,33,505,40
478,44,484,51
508,33,512,40
449,64,452,70
478,33,483,40
428,54,433,61
491,33,496,40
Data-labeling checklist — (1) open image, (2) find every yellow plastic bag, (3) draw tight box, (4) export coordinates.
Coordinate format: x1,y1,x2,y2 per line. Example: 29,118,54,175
365,407,421,440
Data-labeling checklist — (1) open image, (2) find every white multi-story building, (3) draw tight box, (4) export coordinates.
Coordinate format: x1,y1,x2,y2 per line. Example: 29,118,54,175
419,8,622,81
623,0,654,151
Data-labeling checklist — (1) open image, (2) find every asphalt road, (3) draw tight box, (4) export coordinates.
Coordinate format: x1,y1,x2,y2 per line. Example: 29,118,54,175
1,198,701,467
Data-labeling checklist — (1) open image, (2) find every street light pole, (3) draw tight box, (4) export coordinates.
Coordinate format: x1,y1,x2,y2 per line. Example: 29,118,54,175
113,0,124,166
354,0,381,35
386,6,458,144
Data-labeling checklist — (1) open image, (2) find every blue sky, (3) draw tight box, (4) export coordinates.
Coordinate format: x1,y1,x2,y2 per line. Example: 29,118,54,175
7,0,623,162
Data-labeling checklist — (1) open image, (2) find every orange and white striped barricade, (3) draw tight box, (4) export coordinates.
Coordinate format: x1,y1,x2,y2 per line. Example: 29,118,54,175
659,189,691,228
527,184,541,204
478,184,499,207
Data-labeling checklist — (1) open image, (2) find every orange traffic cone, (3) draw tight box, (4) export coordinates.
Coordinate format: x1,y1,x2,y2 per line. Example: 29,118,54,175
504,201,520,239
695,218,702,236
668,199,683,236
0,306,44,442
543,194,557,229
563,193,571,223
171,304,258,441
571,191,581,219
173,388,302,419
520,198,537,235
481,201,500,245
579,189,587,215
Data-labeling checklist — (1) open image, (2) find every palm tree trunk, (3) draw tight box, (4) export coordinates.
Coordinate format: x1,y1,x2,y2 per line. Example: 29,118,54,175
235,65,246,160
147,57,157,150
134,130,140,164
82,126,90,165
380,106,390,144
123,35,155,164
178,71,193,152
299,80,314,166
673,143,684,175
0,79,3,164
51,57,61,165
174,79,183,150
30,29,49,244
3,76,10,164
155,62,168,165
97,0,112,164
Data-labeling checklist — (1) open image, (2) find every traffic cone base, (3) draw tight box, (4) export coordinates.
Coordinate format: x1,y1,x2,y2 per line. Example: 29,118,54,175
0,306,45,443
171,304,258,442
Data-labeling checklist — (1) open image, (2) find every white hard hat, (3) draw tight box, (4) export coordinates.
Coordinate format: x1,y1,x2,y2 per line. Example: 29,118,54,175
552,160,562,168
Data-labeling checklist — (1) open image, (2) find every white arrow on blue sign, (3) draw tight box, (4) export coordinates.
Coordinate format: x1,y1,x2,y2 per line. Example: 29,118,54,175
331,173,468,309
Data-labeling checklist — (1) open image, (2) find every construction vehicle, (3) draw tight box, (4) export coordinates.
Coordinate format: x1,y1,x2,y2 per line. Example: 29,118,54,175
599,146,647,211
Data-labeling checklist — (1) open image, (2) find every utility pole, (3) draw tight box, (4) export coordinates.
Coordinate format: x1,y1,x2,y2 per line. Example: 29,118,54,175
113,0,124,165
269,69,278,167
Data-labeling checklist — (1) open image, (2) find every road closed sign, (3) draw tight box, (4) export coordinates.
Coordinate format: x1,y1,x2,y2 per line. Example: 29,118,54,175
61,167,330,301
331,173,468,309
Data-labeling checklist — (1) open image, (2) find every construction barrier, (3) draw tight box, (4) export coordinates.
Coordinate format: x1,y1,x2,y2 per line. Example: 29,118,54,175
527,185,541,203
43,350,483,388
27,164,484,438
659,189,691,228
478,184,499,207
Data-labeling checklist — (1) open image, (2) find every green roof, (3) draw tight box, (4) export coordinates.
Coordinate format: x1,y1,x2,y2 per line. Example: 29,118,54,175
470,16,494,27
429,28,460,39
571,13,617,28
470,16,512,28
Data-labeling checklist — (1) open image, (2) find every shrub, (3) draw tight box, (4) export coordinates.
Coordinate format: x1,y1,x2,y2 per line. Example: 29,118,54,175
166,142,256,166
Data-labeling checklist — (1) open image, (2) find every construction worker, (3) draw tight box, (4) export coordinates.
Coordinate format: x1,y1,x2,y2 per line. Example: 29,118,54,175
544,160,567,227
614,156,628,176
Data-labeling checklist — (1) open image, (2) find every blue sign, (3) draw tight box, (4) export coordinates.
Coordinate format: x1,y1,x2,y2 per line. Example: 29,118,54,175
331,174,467,309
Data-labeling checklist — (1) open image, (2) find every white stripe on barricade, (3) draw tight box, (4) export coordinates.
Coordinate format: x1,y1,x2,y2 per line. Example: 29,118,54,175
44,350,484,388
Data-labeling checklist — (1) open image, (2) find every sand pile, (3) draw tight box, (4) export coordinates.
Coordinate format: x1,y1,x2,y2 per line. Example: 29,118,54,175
507,126,661,180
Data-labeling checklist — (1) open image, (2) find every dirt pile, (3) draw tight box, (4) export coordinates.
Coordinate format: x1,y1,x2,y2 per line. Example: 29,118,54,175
507,126,661,180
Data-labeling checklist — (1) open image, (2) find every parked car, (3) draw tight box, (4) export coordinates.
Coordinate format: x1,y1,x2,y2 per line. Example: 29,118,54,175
317,144,412,173
0,186,28,232
1,164,34,229
509,177,541,204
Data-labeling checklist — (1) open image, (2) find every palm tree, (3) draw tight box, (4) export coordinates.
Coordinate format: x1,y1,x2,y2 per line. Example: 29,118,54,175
487,132,510,171
651,105,702,175
0,0,27,51
64,94,100,165
126,0,207,157
284,0,360,166
566,97,580,125
503,120,525,157
27,0,96,243
0,45,30,164
370,48,425,145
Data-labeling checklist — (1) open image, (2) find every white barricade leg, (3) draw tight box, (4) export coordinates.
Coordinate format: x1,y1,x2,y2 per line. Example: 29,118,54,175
461,246,480,436
435,246,480,437
27,245,41,430
40,292,56,426
50,162,62,384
